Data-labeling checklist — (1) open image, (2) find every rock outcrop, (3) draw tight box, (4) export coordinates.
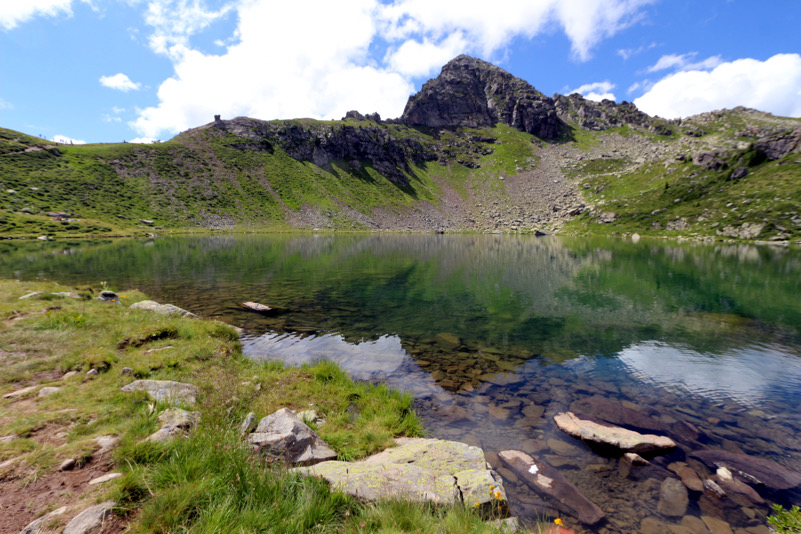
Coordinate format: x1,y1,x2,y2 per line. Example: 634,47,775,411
294,438,507,513
63,501,115,534
400,55,564,140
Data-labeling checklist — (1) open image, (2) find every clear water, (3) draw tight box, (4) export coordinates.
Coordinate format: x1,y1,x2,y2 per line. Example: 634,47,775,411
2,234,800,533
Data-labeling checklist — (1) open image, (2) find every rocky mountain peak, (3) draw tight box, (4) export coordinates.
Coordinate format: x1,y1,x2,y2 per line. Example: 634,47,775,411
400,55,564,139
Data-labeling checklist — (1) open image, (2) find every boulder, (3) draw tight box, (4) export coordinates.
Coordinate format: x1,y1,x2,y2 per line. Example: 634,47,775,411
294,438,507,512
554,412,676,454
690,449,801,490
249,408,337,466
120,380,198,406
88,472,123,485
569,397,669,434
498,449,605,525
657,477,688,517
715,467,764,505
239,301,276,313
97,290,121,304
130,300,196,318
63,501,115,534
239,411,257,436
37,386,60,397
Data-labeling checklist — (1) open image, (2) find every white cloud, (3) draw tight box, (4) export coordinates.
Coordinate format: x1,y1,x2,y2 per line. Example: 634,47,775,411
647,52,722,73
53,134,86,144
144,0,234,57
0,0,72,30
130,137,159,143
99,73,142,92
617,41,656,60
132,0,656,138
570,81,616,102
634,53,801,119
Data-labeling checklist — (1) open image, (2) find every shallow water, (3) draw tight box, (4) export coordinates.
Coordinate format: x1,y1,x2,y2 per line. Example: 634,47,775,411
2,234,800,533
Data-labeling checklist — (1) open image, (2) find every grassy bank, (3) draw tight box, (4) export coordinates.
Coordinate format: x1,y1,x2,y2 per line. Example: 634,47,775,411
0,279,514,533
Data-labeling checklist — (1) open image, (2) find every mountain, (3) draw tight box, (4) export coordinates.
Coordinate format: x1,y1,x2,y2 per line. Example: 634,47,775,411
1,55,800,242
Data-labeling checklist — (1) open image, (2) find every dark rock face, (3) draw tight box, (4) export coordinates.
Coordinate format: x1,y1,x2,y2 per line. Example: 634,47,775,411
211,117,436,186
753,125,801,161
554,94,657,132
400,55,564,139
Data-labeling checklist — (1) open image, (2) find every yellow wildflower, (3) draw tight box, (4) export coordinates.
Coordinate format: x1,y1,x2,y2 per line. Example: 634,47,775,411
494,490,501,499
554,518,563,526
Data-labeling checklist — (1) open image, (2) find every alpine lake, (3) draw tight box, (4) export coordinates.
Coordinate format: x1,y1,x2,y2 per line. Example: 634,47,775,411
2,233,800,534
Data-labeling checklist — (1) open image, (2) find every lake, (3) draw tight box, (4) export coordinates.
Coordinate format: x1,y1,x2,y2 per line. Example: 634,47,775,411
1,233,800,533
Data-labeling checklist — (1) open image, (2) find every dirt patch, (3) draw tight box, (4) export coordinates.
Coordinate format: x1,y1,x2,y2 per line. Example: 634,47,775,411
0,454,125,534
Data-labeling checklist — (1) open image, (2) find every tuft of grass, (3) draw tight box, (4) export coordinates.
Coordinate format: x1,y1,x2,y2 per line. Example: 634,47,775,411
769,505,801,534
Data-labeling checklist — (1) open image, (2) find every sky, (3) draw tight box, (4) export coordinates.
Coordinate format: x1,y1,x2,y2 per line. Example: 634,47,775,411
1,0,800,144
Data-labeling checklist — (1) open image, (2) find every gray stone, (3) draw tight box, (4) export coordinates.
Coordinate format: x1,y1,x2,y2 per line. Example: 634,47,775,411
658,477,689,517
121,367,133,376
93,435,119,453
249,408,337,466
85,369,98,376
63,501,115,534
37,386,60,397
554,411,676,454
294,438,506,511
668,462,705,492
88,472,123,485
498,449,604,525
120,379,198,406
239,412,257,436
130,300,197,318
20,506,67,534
18,291,43,300
59,458,76,471
146,408,200,442
97,291,121,304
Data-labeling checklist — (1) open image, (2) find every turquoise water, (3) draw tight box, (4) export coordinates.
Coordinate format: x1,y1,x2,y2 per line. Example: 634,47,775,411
1,234,799,532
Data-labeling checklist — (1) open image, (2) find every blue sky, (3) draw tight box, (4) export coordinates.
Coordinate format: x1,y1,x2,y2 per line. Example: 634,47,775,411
1,0,800,144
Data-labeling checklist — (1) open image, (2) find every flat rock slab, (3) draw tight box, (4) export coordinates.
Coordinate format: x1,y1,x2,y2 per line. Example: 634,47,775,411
63,501,115,534
88,472,123,485
498,449,604,525
3,385,37,399
37,386,61,397
20,506,67,534
120,379,198,406
295,438,506,511
554,412,676,454
690,449,801,490
249,408,337,466
130,300,196,318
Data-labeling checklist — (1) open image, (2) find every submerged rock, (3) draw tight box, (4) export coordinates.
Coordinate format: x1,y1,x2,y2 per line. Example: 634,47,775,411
690,449,801,490
498,449,605,525
657,477,688,517
294,438,506,512
554,412,676,454
248,408,337,466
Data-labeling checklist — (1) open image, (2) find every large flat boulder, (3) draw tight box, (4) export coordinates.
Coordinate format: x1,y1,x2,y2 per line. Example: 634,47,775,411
498,449,604,525
248,408,337,466
63,501,115,534
120,380,198,406
130,300,196,318
690,449,801,490
554,412,676,454
294,438,507,512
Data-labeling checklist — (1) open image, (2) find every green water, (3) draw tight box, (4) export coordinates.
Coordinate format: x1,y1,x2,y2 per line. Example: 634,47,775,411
1,234,800,532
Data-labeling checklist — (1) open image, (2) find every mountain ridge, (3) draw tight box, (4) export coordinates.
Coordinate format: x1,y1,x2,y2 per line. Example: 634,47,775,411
1,55,800,242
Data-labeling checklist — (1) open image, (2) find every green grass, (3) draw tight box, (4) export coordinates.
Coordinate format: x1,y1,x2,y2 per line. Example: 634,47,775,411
0,279,520,533
769,505,801,534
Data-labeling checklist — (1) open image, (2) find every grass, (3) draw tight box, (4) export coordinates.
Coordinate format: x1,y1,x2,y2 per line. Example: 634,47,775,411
769,505,801,534
0,279,518,533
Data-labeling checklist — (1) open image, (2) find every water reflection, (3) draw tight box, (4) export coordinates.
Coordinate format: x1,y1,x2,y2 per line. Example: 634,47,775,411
1,234,800,532
618,340,801,408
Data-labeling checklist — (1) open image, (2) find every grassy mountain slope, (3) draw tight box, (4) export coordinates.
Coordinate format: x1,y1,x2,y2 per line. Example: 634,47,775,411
1,105,800,241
